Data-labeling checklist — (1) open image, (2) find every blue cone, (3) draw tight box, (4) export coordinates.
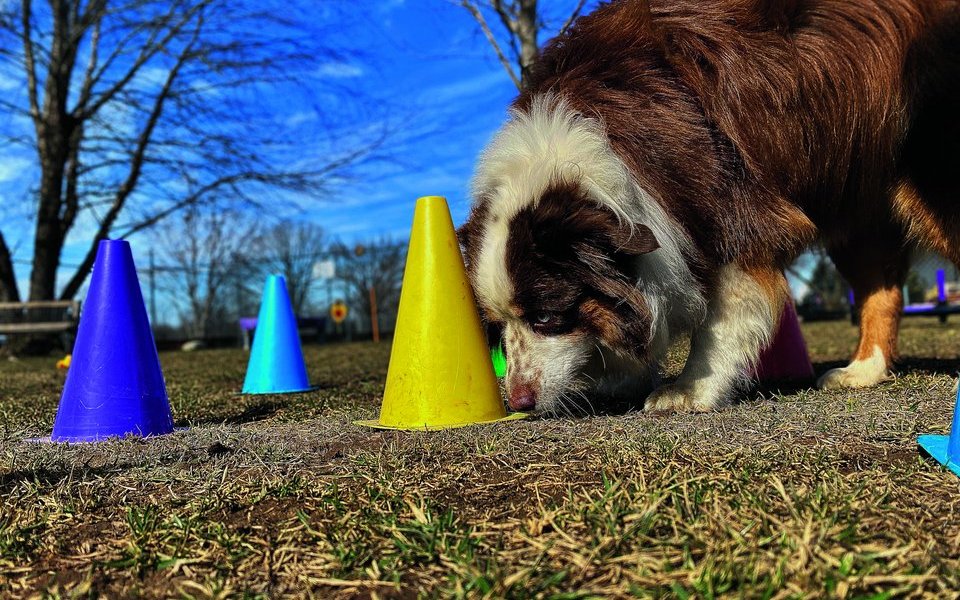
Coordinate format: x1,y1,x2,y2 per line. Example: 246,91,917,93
51,240,173,442
918,385,960,478
242,275,312,394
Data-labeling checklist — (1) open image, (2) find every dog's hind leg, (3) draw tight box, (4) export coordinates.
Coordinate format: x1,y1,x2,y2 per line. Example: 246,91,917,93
818,234,910,390
897,4,960,268
644,264,786,412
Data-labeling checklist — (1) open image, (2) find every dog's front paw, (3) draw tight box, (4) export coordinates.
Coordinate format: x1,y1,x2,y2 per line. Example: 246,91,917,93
644,384,717,413
817,365,892,390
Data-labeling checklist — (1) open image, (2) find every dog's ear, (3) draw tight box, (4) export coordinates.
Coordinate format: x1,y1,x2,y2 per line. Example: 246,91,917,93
455,222,473,252
608,223,659,256
569,209,660,260
457,199,490,267
524,183,660,261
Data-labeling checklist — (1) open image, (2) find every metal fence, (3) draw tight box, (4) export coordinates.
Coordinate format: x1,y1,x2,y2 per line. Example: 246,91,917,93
140,244,406,346
10,243,957,349
7,242,406,349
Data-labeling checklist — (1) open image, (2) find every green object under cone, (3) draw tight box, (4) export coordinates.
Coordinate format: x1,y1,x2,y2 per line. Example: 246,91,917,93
491,344,507,379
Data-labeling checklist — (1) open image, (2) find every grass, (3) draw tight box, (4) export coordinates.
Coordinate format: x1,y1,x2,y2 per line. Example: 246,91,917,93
1,319,959,598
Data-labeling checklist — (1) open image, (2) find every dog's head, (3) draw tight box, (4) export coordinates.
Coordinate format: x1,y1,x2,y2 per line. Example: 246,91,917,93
460,95,706,414
462,176,661,414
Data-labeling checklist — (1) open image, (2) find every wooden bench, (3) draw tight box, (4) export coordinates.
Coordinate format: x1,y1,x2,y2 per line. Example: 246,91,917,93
0,300,81,349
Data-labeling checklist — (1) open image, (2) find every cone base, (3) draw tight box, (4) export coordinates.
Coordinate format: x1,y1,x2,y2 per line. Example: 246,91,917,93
240,385,319,396
355,411,529,431
918,434,960,478
26,427,186,445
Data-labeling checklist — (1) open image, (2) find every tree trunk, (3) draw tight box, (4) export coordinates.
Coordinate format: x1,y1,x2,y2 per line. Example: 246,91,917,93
28,0,78,302
0,234,20,303
29,139,69,301
19,128,70,355
517,0,538,89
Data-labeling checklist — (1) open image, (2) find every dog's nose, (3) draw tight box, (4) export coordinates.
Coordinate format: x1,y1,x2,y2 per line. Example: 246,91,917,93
508,384,537,411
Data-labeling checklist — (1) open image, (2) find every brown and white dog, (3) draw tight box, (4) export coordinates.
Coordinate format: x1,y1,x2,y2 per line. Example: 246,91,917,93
460,0,960,414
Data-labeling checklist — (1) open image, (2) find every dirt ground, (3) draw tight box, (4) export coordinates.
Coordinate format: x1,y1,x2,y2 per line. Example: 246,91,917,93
1,319,959,598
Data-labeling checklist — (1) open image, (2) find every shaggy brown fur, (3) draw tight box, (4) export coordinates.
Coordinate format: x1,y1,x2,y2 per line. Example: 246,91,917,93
517,0,957,267
466,0,959,400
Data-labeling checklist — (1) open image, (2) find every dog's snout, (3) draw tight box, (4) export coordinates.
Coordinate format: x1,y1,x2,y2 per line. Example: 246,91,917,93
508,384,537,411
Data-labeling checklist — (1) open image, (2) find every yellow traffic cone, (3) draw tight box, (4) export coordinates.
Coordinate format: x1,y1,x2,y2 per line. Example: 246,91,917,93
356,196,527,430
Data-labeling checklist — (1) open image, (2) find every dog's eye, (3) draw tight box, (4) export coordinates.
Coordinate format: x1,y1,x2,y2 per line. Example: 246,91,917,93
530,311,563,334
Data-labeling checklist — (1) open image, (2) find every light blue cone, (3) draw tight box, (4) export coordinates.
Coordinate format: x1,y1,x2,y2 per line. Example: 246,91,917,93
242,275,313,394
918,383,960,478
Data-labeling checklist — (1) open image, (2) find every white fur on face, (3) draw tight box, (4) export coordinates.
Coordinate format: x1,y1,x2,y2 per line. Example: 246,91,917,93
503,321,593,415
470,93,706,409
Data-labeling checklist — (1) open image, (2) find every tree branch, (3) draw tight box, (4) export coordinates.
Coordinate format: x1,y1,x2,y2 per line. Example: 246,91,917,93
459,0,521,90
490,0,521,61
60,121,84,237
60,15,202,300
19,0,41,131
558,0,587,36
75,1,204,119
74,1,103,116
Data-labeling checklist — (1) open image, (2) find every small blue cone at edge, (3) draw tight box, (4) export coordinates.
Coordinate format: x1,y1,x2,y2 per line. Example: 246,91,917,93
51,240,173,442
918,383,960,478
242,274,312,394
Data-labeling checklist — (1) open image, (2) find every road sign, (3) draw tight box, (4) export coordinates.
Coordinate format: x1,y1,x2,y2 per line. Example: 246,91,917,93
312,260,335,280
330,301,348,324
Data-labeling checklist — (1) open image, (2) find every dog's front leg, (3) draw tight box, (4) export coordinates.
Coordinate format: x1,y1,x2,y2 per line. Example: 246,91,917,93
645,264,786,412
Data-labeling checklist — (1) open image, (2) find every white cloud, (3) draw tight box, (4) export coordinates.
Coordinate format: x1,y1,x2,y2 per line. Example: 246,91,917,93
284,110,317,128
0,156,32,183
0,58,23,91
135,66,170,88
374,0,406,17
0,75,18,92
421,69,512,105
315,62,364,79
62,210,105,251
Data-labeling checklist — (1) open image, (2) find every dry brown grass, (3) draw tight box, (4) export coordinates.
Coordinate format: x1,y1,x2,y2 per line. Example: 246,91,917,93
1,319,960,598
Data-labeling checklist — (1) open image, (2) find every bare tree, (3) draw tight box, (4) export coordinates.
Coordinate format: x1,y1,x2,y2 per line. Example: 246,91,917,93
0,0,386,307
330,239,405,337
248,221,327,315
458,0,589,90
157,207,256,339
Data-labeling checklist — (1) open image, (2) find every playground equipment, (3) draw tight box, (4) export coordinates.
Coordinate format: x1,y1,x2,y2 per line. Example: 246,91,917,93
241,274,315,394
356,196,527,430
847,269,960,324
901,269,960,323
751,300,815,382
918,386,960,479
48,240,173,443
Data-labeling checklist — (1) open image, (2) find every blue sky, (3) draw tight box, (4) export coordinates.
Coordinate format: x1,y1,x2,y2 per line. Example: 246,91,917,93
317,1,528,240
0,0,592,304
1,0,816,316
